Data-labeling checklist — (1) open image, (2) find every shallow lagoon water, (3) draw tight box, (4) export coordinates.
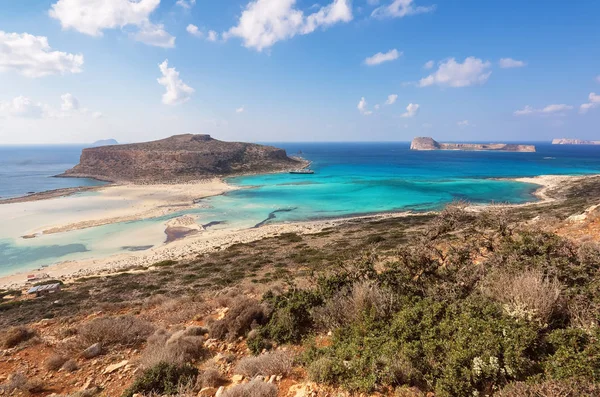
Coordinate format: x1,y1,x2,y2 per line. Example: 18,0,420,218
1,142,600,275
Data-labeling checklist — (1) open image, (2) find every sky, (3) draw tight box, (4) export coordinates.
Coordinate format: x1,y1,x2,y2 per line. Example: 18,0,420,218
0,0,599,144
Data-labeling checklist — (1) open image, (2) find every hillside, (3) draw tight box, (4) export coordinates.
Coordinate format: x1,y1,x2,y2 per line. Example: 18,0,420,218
60,134,303,183
1,176,600,396
411,137,536,152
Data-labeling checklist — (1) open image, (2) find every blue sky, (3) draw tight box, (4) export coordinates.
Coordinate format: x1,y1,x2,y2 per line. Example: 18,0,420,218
0,0,599,144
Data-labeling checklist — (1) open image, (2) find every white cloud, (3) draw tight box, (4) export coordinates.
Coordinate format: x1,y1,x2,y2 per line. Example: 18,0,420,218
418,57,492,88
61,93,79,111
225,0,352,51
207,30,219,42
0,96,46,118
176,0,196,9
357,97,372,115
596,75,600,83
401,103,419,118
580,92,600,114
385,94,398,105
157,59,194,106
187,24,203,38
92,111,103,119
132,23,176,48
423,60,434,69
364,49,401,66
514,104,573,116
374,104,380,110
0,31,84,78
49,0,174,48
372,0,435,19
499,58,526,68
457,120,470,127
236,106,245,113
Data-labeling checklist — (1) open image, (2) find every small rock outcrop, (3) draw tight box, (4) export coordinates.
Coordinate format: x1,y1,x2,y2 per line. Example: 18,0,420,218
552,138,600,145
60,134,304,183
410,137,536,152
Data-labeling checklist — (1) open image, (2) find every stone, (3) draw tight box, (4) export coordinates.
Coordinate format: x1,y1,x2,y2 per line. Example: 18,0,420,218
82,343,103,359
231,374,244,384
103,360,129,374
268,375,277,383
215,386,225,397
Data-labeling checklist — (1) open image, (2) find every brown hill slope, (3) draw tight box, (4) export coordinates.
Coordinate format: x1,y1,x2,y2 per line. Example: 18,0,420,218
59,134,304,183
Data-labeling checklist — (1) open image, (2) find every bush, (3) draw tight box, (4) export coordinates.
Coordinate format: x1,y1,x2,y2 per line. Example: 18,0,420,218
122,362,198,397
62,359,79,372
247,329,272,355
481,268,563,326
199,367,223,387
0,372,45,393
312,281,395,330
222,379,277,397
45,354,68,371
141,328,206,368
78,316,154,348
543,328,600,381
2,326,35,348
209,298,268,341
234,351,293,377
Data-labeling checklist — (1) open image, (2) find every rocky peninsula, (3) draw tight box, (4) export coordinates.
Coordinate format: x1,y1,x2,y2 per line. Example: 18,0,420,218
59,134,304,183
552,138,600,145
411,137,536,152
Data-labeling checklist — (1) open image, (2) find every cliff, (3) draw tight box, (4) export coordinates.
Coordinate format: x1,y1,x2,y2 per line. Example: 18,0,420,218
60,134,303,183
552,138,600,145
410,137,536,152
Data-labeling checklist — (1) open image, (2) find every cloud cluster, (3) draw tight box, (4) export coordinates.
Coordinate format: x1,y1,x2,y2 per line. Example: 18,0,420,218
514,104,573,116
176,0,196,9
372,0,435,19
0,93,99,119
457,119,470,127
385,94,398,105
0,31,84,78
157,60,194,105
580,92,600,114
49,0,174,48
499,58,526,68
187,25,219,42
364,49,401,66
419,57,492,88
357,97,372,115
225,0,352,51
401,103,419,118
423,60,434,69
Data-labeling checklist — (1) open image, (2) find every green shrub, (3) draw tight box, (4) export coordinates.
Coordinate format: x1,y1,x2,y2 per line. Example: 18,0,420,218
543,328,600,381
122,362,198,397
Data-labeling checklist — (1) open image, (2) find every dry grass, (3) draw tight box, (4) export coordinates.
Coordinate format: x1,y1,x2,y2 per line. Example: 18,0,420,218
77,315,154,348
140,327,206,368
62,359,79,372
45,354,68,371
234,351,293,377
222,379,277,397
312,281,395,330
1,326,35,348
0,372,45,393
199,367,224,387
481,268,563,325
209,298,268,341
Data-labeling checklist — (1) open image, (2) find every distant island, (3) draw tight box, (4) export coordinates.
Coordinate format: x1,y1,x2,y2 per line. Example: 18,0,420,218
552,138,600,145
410,137,536,152
90,139,119,147
60,134,304,183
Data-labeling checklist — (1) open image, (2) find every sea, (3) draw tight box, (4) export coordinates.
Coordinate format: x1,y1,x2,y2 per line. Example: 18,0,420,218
1,142,600,276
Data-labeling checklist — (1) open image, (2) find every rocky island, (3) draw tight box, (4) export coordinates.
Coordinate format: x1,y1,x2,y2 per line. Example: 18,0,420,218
410,137,536,152
552,138,600,145
60,134,304,183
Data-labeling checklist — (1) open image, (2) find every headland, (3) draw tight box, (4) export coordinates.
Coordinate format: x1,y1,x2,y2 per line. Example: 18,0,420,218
411,137,536,152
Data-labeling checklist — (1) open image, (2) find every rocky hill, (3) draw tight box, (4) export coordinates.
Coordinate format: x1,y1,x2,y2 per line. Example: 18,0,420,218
90,139,119,147
60,134,304,183
411,137,536,152
552,138,600,145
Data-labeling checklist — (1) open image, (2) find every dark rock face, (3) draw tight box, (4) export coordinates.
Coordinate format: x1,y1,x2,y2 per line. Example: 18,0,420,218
60,134,303,183
410,137,536,152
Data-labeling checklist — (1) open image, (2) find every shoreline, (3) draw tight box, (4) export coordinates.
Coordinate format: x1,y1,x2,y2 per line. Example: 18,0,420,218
0,173,595,289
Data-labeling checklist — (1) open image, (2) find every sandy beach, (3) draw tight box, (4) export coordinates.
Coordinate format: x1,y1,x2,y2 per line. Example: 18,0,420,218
0,173,595,290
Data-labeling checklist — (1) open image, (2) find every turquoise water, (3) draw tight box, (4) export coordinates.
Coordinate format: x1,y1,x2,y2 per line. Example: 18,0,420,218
1,142,600,276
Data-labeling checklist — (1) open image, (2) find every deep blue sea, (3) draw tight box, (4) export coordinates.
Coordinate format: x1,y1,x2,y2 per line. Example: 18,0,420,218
1,142,600,276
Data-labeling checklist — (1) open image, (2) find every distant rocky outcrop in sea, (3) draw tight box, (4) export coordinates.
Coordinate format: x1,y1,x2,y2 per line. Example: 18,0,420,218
60,134,303,183
410,137,536,152
552,138,600,145
90,139,119,147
